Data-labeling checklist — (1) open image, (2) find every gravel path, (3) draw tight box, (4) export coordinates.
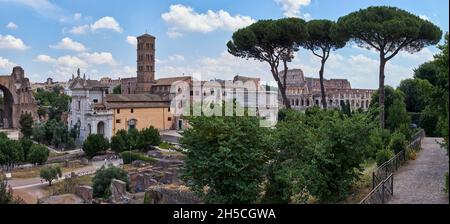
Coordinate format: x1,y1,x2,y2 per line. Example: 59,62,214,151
389,138,449,204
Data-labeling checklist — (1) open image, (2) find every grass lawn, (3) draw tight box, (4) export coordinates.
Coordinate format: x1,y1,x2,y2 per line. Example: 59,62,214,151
49,151,69,158
158,141,174,149
344,160,377,204
12,162,90,179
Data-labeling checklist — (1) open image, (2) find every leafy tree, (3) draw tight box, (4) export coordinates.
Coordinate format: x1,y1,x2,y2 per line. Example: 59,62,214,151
388,131,407,154
82,134,110,158
111,130,129,153
19,113,34,138
303,20,348,108
369,86,404,126
92,165,129,198
181,115,272,204
414,61,445,86
376,149,395,166
40,166,62,186
386,99,410,132
264,109,376,203
127,128,140,150
227,18,308,108
32,122,46,143
113,85,121,94
28,144,50,165
1,176,24,204
19,138,34,161
0,138,22,171
337,6,442,128
138,126,161,150
419,107,440,137
398,78,433,113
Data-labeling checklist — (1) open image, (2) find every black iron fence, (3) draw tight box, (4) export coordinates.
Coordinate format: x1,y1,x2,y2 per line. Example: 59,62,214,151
360,129,425,204
360,173,394,204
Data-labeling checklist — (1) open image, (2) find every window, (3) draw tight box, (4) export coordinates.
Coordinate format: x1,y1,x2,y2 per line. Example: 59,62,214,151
93,99,98,103
117,109,120,114
146,66,150,71
131,108,134,113
78,101,81,110
168,117,172,121
116,119,121,123
146,43,150,49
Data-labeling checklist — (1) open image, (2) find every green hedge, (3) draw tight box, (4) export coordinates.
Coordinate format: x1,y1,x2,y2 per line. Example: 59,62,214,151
120,151,155,164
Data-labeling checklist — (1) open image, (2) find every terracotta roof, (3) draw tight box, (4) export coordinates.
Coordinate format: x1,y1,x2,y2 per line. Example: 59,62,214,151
138,33,156,39
105,93,169,109
153,76,191,86
69,77,108,90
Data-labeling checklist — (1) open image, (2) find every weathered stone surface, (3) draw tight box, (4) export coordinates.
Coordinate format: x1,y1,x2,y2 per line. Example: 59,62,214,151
147,150,163,158
153,158,184,169
144,185,201,204
159,171,181,185
135,173,158,192
75,185,93,203
110,179,130,203
132,160,147,167
37,194,84,204
80,158,89,165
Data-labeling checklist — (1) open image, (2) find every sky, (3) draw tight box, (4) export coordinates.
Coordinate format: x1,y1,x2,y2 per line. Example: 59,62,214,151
0,0,448,89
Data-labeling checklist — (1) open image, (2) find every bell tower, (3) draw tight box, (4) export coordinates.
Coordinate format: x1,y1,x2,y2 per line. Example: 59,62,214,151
135,33,155,93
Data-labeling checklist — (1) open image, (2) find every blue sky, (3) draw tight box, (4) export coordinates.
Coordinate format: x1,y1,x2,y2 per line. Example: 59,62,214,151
0,0,448,89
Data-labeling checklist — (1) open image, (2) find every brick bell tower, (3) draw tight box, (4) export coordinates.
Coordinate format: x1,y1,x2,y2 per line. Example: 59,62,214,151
135,33,156,93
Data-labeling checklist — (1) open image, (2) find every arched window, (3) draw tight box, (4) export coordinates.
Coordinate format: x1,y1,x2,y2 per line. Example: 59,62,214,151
128,119,137,131
296,99,299,106
97,121,105,136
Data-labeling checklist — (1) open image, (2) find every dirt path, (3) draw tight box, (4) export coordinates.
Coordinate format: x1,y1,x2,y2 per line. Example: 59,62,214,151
389,138,449,204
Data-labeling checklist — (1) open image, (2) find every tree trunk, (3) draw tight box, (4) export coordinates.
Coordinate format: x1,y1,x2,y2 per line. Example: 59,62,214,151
379,56,387,129
319,59,327,109
270,65,291,109
48,180,52,186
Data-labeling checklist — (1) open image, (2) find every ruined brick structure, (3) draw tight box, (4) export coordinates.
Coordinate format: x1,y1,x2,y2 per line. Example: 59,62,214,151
0,66,38,128
280,69,376,111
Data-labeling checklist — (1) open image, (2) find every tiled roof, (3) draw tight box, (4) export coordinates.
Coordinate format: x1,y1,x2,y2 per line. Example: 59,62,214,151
153,76,191,86
105,93,169,109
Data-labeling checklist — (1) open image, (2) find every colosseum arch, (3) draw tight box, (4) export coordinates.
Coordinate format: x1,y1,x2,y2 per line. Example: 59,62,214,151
0,66,38,129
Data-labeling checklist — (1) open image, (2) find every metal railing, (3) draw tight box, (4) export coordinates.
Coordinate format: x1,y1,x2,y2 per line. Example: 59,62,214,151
360,173,394,204
360,129,425,204
371,129,425,189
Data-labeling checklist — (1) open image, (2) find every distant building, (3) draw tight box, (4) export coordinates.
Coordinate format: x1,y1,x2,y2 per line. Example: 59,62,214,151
279,69,376,111
67,69,113,142
105,94,173,133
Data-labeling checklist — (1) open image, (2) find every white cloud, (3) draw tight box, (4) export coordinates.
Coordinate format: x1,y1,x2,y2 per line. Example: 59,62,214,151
6,22,18,29
55,55,88,75
50,37,88,52
168,54,185,61
167,30,183,38
126,36,137,45
0,57,17,71
419,15,430,21
74,13,82,20
0,34,28,50
69,16,123,35
79,52,117,67
90,16,123,33
0,0,61,18
275,0,311,19
161,4,255,37
34,54,56,63
69,25,89,35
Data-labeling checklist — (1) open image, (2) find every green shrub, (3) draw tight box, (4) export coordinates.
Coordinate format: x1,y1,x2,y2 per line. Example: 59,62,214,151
388,131,407,154
120,151,155,164
28,144,50,165
92,165,129,198
138,126,161,150
65,137,76,150
39,166,62,186
376,149,395,166
19,113,34,138
420,108,440,137
82,134,110,158
19,138,34,161
111,130,129,153
158,141,173,150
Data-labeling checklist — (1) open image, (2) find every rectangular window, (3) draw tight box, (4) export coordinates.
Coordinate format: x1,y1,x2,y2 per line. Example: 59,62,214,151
78,101,81,110
93,99,98,103
131,108,134,113
116,119,121,123
117,109,120,114
168,117,172,121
